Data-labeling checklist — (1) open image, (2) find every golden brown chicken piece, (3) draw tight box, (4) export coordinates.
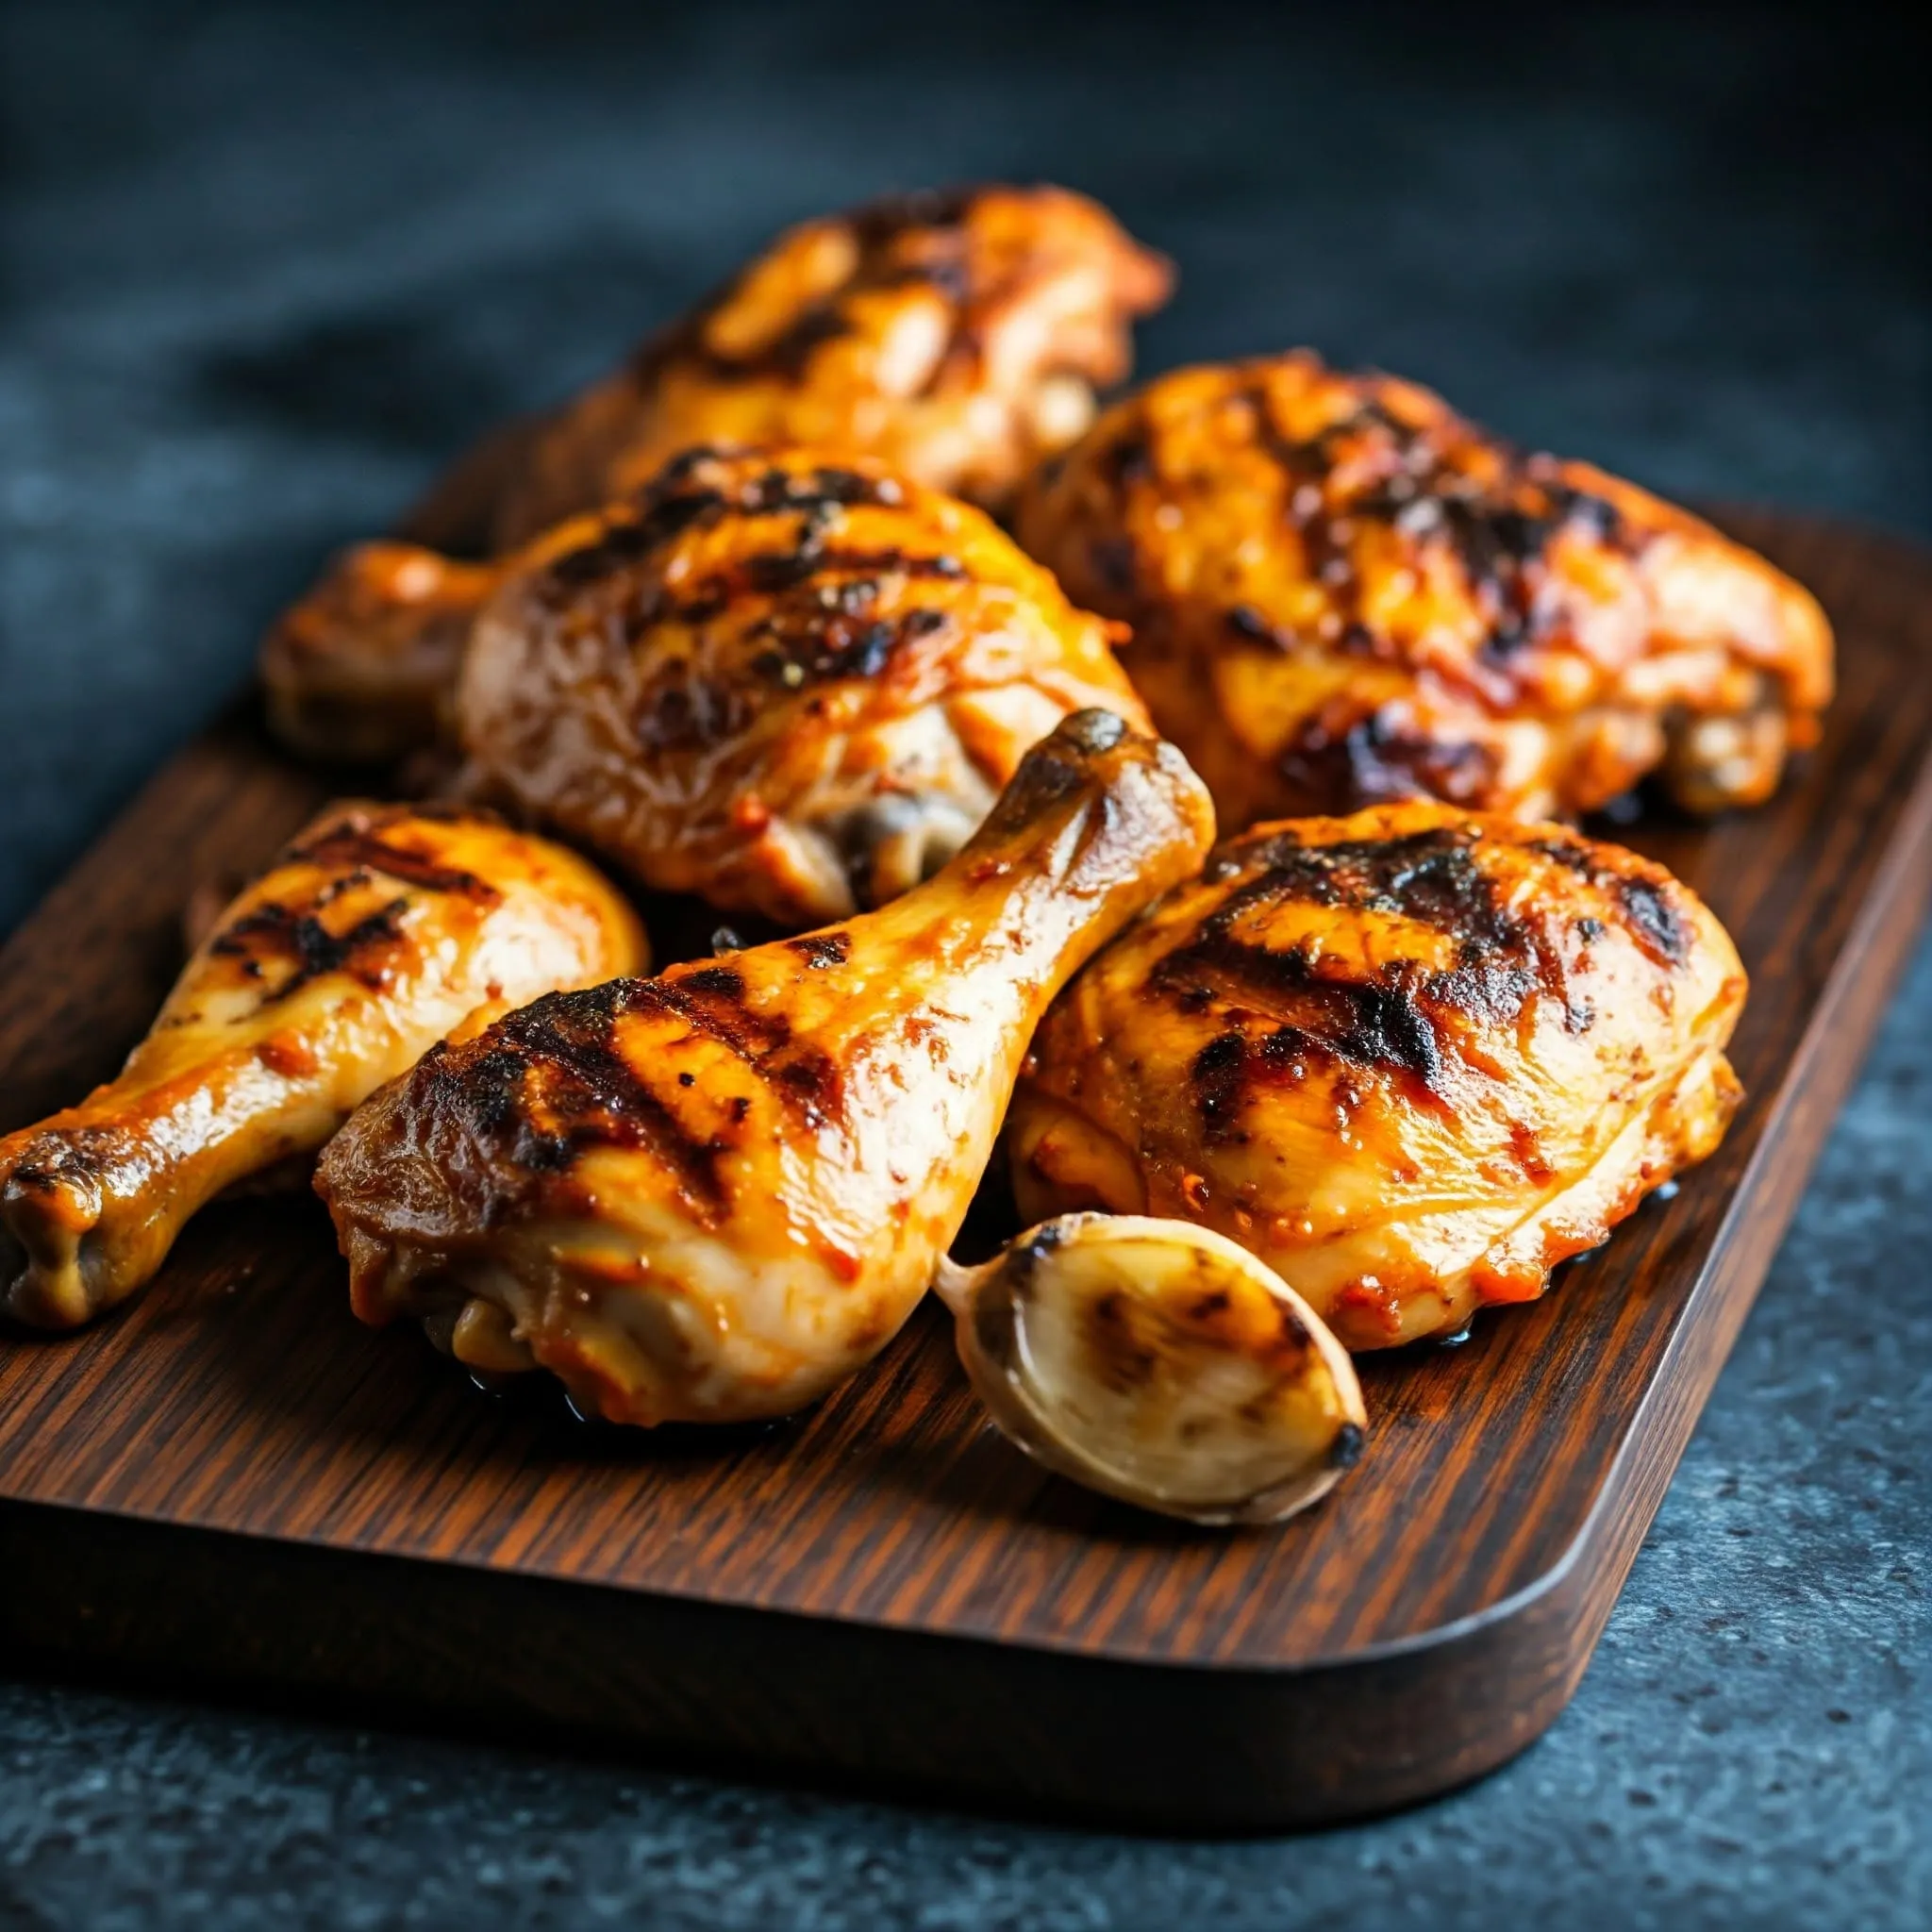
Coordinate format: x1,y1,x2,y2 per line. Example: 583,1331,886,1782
448,445,1145,925
0,804,646,1329
314,711,1214,1427
490,184,1172,550
1008,801,1746,1351
1016,354,1833,829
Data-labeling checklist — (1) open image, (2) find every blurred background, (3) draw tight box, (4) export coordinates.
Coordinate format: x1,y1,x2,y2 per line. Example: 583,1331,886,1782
2,0,1925,933
1,6,1927,1925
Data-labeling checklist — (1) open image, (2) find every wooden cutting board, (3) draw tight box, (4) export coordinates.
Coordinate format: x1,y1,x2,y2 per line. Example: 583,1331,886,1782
2,509,1927,1830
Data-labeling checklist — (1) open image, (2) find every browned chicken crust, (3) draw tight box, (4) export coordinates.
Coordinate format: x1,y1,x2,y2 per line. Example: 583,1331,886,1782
0,803,646,1329
315,712,1215,1427
1016,354,1833,828
1009,801,1747,1350
491,184,1172,549
455,445,1155,926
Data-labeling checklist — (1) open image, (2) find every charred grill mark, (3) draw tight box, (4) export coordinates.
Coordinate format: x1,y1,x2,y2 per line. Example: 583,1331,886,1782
670,188,981,388
1202,826,1519,952
1157,926,1450,1096
746,602,950,691
1161,824,1599,1112
786,932,850,969
679,965,747,1000
209,895,413,1002
1528,835,1690,968
277,822,502,902
1239,374,1627,671
429,983,730,1217
643,962,849,1129
541,460,913,605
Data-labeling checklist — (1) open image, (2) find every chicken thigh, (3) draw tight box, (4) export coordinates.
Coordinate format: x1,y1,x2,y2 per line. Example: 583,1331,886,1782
490,184,1172,550
1008,801,1746,1351
314,711,1214,1427
1,803,646,1329
1016,353,1833,829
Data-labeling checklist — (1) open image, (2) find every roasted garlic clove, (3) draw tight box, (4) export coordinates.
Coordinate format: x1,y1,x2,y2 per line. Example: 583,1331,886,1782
934,1214,1366,1526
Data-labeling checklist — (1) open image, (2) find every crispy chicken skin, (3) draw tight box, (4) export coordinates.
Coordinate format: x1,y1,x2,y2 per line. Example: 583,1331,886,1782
1016,354,1833,828
1008,801,1746,1351
0,804,646,1329
490,184,1173,550
452,445,1152,926
314,712,1215,1427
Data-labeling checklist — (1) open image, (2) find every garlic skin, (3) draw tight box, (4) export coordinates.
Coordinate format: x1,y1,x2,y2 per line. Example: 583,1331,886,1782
937,1213,1366,1526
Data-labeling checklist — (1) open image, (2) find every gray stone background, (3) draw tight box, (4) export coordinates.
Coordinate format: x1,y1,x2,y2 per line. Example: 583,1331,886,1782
1,2,1925,1925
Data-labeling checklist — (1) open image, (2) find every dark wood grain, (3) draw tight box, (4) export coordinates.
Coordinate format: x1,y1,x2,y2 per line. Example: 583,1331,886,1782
3,510,1928,1828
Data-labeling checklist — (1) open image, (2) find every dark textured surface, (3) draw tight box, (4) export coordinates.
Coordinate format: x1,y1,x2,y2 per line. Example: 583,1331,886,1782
0,2,1925,1925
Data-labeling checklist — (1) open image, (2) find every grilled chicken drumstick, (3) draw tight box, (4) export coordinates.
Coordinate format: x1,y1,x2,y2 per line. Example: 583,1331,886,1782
1008,801,1746,1351
314,711,1215,1428
1,804,646,1329
1017,353,1833,828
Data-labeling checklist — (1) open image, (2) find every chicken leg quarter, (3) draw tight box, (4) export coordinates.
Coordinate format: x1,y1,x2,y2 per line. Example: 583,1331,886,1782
1,804,646,1329
314,711,1215,1426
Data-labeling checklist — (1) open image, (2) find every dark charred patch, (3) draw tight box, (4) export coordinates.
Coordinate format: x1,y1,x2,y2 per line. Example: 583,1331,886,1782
541,457,913,614
278,821,502,902
210,895,412,1003
974,722,1100,838
1226,604,1275,643
680,965,745,1001
786,932,850,970
1612,876,1690,969
1190,1031,1248,1141
1255,958,1446,1091
1529,835,1690,969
